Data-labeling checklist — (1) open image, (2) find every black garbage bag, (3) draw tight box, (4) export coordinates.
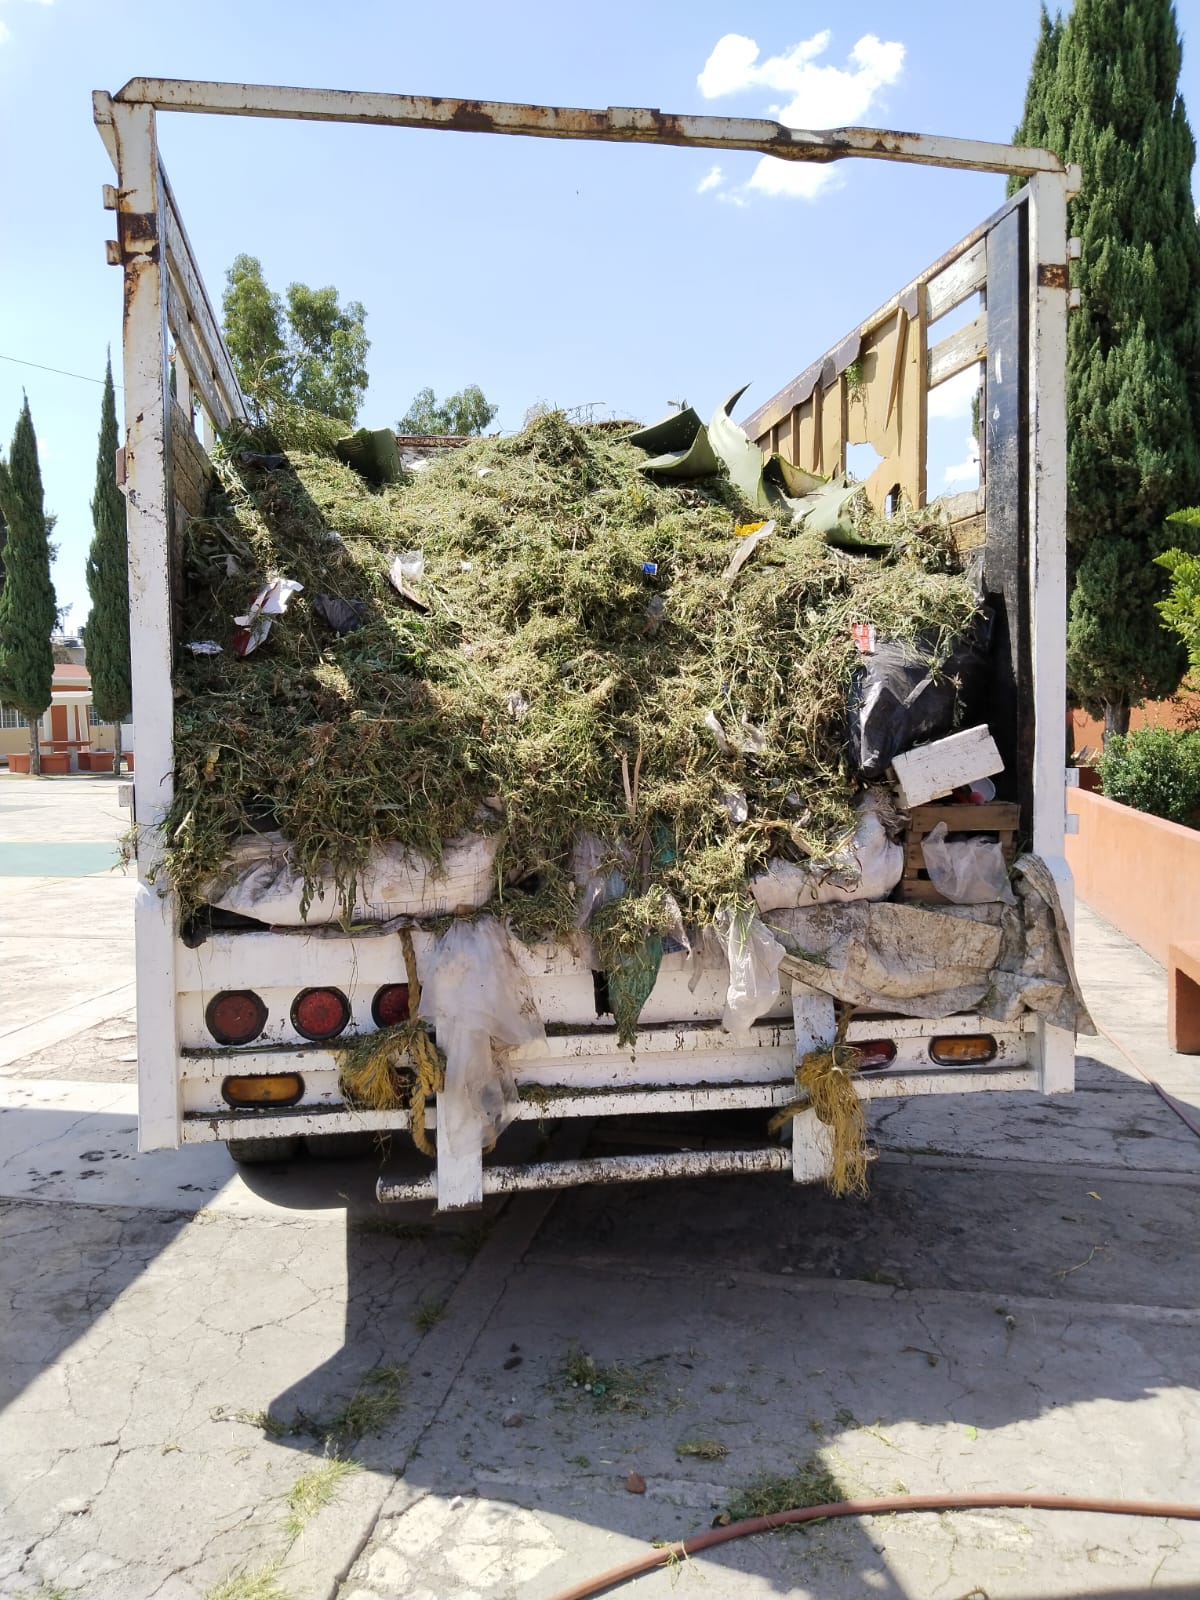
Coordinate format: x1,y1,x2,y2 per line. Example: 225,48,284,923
849,612,993,779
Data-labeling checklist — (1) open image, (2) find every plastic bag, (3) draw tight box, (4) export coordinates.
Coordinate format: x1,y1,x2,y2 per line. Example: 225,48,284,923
921,821,1016,905
418,919,545,1154
716,907,785,1034
848,616,991,778
204,831,499,924
571,834,627,929
750,794,903,912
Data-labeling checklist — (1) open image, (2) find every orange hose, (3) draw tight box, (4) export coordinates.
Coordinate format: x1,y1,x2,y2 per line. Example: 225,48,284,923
1092,1017,1200,1141
546,1493,1200,1600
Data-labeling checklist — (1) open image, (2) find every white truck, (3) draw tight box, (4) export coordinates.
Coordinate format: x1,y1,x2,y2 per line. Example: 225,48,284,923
95,78,1082,1210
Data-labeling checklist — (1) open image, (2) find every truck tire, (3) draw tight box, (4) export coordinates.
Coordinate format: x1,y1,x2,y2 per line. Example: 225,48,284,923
227,1136,301,1164
304,1132,378,1161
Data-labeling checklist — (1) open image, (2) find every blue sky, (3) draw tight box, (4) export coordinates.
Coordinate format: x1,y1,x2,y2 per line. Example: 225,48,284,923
1,0,1197,628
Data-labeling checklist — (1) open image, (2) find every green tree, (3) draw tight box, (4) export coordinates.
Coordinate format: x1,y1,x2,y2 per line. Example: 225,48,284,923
1012,0,1200,738
397,384,498,436
221,255,369,423
85,357,132,773
0,399,56,776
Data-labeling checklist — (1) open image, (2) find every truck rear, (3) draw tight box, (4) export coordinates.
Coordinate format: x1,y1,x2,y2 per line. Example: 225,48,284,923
96,80,1083,1209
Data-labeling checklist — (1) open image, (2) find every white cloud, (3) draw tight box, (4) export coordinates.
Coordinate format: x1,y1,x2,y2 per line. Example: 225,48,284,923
0,0,54,44
747,162,842,201
697,29,903,123
697,165,724,194
0,19,9,42
695,29,905,206
927,365,982,420
943,433,980,486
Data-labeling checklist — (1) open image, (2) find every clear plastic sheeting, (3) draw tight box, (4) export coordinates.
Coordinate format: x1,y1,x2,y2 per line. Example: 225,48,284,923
418,919,546,1155
202,831,499,924
717,907,785,1034
750,793,903,913
921,821,1017,906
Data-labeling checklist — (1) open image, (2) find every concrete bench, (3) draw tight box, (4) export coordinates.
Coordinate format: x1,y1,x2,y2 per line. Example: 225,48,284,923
1168,941,1200,1052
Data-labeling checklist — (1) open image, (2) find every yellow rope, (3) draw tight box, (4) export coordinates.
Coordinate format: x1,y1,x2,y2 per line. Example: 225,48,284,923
399,929,444,1158
768,1011,868,1197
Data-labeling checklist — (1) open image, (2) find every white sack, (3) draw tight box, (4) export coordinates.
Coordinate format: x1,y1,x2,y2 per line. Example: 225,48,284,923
717,906,785,1034
921,821,1016,905
418,919,545,1154
750,796,903,913
204,831,499,924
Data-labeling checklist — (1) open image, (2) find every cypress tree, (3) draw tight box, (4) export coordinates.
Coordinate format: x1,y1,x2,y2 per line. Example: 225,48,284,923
1012,0,1200,737
85,358,132,772
1008,6,1064,199
0,399,57,775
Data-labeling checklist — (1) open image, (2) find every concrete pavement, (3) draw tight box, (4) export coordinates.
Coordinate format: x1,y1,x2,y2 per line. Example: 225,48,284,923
1,774,1198,1599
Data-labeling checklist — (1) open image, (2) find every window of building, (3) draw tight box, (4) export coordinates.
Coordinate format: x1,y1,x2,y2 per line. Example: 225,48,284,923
0,705,28,729
87,705,112,728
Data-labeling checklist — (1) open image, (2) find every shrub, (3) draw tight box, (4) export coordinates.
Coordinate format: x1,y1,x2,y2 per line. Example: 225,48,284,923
1097,726,1200,825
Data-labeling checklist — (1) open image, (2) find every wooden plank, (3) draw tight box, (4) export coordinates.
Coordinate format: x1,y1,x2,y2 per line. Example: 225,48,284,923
160,180,246,420
909,801,1020,831
928,311,988,388
885,309,909,430
166,282,233,432
926,238,987,323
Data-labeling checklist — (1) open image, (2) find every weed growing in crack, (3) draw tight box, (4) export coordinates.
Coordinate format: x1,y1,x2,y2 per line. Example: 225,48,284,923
412,1297,448,1334
322,1363,409,1446
204,1564,289,1600
284,1458,361,1536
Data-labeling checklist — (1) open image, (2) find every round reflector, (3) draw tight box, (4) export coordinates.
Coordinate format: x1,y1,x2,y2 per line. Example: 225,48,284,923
372,983,412,1028
206,990,268,1046
291,987,351,1041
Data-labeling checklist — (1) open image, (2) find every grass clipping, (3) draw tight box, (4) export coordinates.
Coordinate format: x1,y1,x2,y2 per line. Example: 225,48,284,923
166,406,978,953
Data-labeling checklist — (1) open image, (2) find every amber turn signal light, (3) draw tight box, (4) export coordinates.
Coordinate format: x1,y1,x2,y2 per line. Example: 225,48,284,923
221,1074,304,1107
928,1035,997,1065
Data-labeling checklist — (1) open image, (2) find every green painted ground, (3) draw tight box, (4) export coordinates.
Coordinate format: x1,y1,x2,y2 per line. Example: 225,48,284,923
0,842,122,878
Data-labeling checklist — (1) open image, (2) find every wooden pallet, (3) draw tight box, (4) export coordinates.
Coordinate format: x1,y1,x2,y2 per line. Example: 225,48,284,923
898,801,1020,904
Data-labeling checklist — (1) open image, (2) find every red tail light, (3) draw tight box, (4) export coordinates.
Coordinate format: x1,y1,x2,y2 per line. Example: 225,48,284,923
372,983,412,1028
854,1039,897,1071
206,990,268,1046
291,987,351,1041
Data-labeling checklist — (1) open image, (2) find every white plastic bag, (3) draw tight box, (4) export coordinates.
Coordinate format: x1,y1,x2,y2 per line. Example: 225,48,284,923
418,919,545,1154
749,794,903,913
205,831,499,924
921,821,1016,905
570,834,627,929
716,907,785,1034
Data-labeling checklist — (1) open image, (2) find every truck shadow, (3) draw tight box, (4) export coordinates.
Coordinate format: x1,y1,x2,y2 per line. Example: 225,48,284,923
251,1052,1200,1596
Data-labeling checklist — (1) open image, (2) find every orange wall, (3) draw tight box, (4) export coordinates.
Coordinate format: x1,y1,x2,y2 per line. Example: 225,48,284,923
1067,788,1200,967
1071,690,1200,760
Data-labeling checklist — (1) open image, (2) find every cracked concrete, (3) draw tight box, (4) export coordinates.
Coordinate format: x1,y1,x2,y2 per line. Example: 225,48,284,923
2,778,1199,1598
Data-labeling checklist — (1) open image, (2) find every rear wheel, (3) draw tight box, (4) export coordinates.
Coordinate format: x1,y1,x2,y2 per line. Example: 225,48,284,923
227,1136,301,1165
304,1132,380,1161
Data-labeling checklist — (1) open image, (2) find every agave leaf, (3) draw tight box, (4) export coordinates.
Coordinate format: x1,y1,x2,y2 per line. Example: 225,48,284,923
626,407,703,455
638,425,720,479
708,385,776,510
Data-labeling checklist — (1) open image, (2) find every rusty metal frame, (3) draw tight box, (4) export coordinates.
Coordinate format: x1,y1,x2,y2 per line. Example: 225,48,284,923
103,78,1071,180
